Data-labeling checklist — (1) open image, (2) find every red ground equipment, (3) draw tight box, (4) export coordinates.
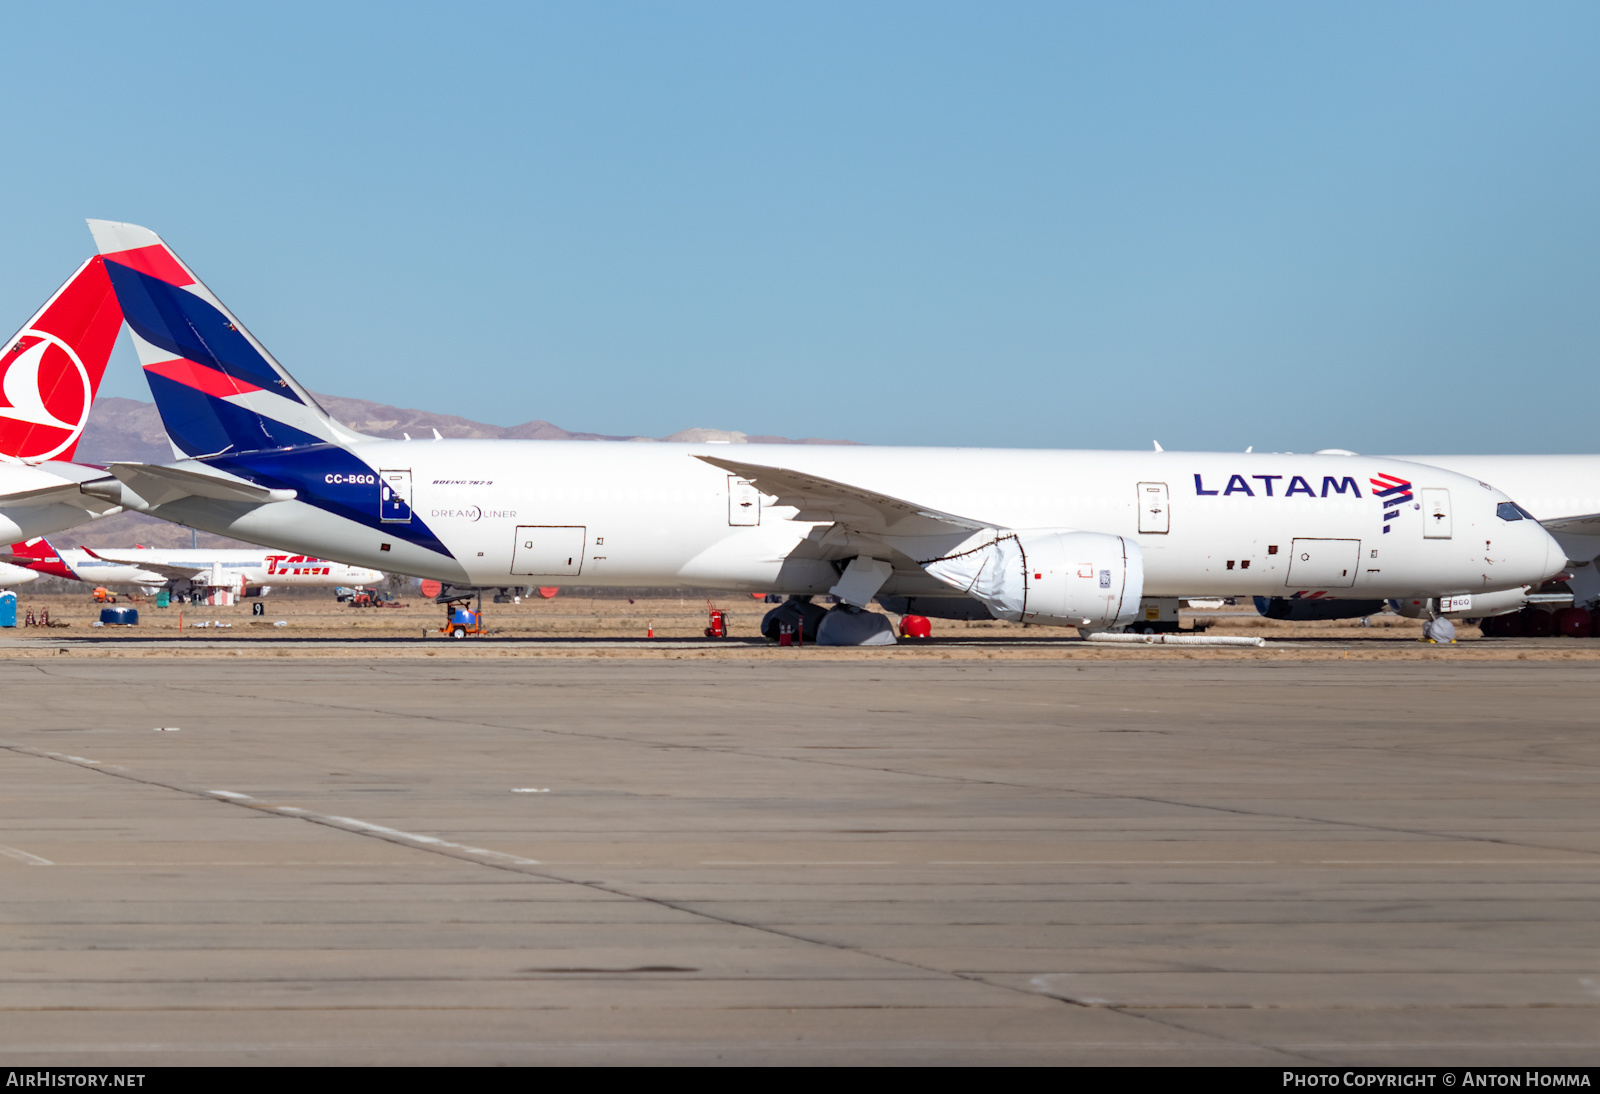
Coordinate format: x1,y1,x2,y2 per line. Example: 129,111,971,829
705,604,728,638
899,615,932,639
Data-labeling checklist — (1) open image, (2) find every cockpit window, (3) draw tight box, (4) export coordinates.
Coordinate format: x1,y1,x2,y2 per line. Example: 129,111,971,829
1497,501,1537,521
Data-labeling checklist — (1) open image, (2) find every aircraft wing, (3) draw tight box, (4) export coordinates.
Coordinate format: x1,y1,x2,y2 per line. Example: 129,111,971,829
106,462,297,508
692,454,990,538
77,548,201,582
1542,513,1600,536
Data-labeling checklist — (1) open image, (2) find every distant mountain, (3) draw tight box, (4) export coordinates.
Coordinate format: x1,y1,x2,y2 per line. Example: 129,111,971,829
63,394,857,550
75,393,858,464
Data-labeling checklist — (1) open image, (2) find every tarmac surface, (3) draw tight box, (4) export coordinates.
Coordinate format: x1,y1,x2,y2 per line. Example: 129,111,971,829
2,655,1598,1065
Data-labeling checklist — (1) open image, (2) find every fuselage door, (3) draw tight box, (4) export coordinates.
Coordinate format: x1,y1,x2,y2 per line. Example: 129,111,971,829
1137,482,1169,534
729,476,760,526
379,469,413,524
1285,538,1360,588
1422,488,1452,539
512,526,586,576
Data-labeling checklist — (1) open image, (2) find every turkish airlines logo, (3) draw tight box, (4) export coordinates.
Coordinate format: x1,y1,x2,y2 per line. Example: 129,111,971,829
0,329,92,462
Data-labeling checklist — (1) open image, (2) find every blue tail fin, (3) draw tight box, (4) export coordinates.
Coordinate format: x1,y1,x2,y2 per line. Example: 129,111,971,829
88,221,364,459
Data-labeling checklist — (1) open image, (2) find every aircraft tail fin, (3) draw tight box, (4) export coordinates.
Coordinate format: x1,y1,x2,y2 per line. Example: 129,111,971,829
2,536,76,579
0,256,124,464
87,221,366,459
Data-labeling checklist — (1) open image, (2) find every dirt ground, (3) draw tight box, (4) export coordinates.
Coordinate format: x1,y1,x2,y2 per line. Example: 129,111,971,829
6,588,1600,663
1,588,1419,640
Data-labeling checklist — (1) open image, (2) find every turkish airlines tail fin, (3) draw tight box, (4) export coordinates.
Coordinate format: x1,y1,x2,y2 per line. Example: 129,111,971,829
86,221,366,460
1,536,77,579
0,256,123,464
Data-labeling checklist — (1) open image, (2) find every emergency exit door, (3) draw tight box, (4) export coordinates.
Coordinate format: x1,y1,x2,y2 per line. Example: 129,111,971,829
1137,482,1169,534
1422,489,1452,538
728,476,760,526
511,526,586,576
379,469,413,523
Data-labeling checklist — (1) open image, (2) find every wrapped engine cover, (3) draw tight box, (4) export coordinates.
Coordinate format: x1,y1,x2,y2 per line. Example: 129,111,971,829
921,529,1143,629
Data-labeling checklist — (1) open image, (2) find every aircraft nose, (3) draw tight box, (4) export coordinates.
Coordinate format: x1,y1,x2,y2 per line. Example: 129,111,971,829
1542,527,1567,583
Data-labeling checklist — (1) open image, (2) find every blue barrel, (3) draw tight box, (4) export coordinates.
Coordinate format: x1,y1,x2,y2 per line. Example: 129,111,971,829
99,607,139,625
0,591,15,628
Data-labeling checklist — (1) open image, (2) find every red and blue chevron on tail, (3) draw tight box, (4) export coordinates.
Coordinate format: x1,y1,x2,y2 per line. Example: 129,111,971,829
88,221,451,560
87,221,361,459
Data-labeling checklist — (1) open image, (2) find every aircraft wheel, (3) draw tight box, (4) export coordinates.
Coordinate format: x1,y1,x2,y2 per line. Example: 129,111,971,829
451,626,466,638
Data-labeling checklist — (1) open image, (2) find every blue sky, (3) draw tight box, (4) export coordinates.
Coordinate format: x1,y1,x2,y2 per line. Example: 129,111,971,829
1,2,1596,451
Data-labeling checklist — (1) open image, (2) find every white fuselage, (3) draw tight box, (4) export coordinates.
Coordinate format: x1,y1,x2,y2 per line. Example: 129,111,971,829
152,442,1563,600
58,548,383,589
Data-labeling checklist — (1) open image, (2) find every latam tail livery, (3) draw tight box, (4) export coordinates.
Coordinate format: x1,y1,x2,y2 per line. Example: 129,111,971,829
83,220,1564,630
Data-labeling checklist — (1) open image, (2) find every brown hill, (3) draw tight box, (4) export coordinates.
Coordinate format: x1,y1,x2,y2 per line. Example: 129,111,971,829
64,395,856,550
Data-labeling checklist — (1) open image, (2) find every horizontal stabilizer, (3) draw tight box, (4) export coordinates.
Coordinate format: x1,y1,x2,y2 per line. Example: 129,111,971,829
692,454,990,538
107,462,297,508
0,462,124,512
0,480,103,507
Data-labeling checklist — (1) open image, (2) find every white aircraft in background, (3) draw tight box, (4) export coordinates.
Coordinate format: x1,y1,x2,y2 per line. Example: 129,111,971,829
3,535,382,598
75,220,1564,639
0,255,129,547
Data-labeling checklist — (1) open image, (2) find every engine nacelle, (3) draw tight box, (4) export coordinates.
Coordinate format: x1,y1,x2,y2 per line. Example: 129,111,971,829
921,528,1143,629
0,562,39,585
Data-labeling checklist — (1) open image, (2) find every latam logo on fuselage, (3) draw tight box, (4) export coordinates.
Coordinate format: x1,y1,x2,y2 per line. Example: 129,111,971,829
1192,473,1417,535
1193,474,1362,498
